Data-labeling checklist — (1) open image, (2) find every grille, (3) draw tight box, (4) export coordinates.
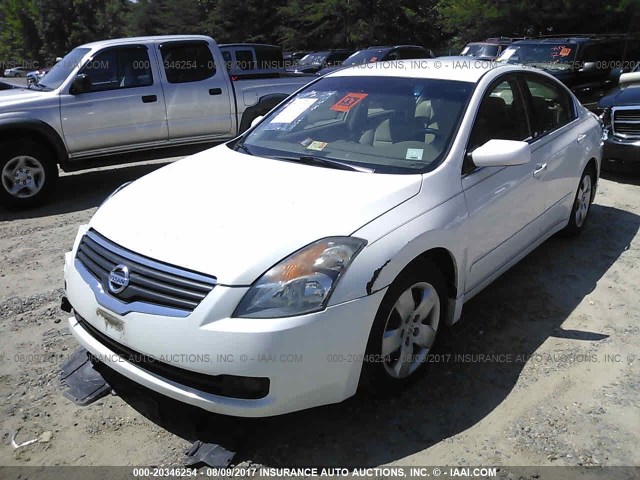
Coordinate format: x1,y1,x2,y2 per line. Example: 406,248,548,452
76,230,216,312
612,108,640,138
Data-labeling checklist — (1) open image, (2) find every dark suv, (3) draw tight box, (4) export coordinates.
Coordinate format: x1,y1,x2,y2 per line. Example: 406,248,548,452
498,34,639,108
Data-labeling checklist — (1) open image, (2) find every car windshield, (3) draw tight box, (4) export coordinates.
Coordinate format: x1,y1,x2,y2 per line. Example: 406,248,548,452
37,47,90,90
461,44,500,58
299,52,329,66
498,43,577,70
237,76,473,174
342,49,390,66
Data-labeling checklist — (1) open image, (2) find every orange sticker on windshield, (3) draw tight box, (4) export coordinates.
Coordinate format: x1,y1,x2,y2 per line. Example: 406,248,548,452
330,93,368,112
558,47,572,57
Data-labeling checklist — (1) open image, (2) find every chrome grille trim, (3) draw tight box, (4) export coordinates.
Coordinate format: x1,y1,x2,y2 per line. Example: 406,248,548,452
612,106,640,139
75,229,216,316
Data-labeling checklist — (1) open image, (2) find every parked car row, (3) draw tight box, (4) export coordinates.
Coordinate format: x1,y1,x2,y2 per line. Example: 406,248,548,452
496,34,640,107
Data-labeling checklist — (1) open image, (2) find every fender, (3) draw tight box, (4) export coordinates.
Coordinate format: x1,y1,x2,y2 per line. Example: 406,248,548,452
0,117,68,164
239,94,289,133
330,193,469,325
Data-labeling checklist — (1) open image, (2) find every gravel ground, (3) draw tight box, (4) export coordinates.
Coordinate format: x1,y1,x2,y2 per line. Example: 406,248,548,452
0,160,638,471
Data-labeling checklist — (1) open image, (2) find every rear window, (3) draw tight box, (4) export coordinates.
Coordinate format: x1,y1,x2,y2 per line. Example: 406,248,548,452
255,46,284,70
235,50,255,70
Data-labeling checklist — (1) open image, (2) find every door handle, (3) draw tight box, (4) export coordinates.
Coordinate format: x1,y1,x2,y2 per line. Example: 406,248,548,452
209,88,222,95
533,163,547,178
141,95,157,103
577,133,587,144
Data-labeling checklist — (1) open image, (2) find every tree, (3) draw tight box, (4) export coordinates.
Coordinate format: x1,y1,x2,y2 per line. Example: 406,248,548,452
0,0,41,65
35,0,129,58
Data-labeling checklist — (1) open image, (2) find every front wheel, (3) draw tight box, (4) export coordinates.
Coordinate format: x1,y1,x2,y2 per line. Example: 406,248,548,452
561,167,595,236
359,262,446,392
0,140,58,208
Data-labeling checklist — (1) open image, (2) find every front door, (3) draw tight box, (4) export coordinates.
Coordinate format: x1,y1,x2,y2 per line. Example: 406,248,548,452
462,74,546,295
61,45,168,155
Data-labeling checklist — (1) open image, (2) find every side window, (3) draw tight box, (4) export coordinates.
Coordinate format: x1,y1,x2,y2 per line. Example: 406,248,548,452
385,50,400,61
468,78,531,154
400,48,426,60
235,49,255,70
81,50,118,91
160,42,215,84
80,47,153,92
524,76,576,138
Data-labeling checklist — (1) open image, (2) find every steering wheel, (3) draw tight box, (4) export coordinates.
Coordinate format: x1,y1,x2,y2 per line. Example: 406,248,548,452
415,127,445,141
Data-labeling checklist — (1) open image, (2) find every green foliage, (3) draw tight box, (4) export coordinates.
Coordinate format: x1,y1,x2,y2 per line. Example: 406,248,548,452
0,0,637,65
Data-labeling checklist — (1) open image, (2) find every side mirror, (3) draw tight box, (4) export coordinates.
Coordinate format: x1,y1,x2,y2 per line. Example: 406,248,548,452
619,71,640,85
580,61,597,72
250,115,264,128
71,73,91,94
471,139,531,167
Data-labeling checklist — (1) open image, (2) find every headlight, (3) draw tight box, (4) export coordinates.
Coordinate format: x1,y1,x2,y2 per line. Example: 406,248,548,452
234,237,366,318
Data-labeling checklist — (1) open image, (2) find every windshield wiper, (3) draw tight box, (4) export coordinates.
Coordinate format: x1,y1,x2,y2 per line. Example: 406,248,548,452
276,155,373,172
233,142,253,155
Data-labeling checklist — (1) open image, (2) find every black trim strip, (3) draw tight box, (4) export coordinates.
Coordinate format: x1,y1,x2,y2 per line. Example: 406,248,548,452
76,314,269,400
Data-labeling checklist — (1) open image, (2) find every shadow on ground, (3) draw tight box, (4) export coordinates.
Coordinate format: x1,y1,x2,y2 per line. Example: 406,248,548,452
81,203,640,466
0,162,172,221
601,164,640,186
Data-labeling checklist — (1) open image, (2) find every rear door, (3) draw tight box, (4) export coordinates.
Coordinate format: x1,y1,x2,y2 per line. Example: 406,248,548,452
60,45,168,154
157,40,234,141
521,73,585,234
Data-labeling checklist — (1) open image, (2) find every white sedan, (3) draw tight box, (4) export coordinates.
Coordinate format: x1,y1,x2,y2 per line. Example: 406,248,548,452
63,58,602,417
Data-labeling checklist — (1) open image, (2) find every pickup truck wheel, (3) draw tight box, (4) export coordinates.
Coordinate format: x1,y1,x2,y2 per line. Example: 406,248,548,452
0,140,58,208
359,261,446,393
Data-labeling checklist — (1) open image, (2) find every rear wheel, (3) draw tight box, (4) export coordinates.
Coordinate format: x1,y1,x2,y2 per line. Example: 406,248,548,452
0,139,58,208
360,262,446,392
561,167,595,236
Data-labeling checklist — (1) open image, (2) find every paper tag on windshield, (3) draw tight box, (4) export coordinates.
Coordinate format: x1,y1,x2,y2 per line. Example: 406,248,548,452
406,148,423,160
306,141,328,151
558,46,572,57
270,98,318,124
330,93,368,112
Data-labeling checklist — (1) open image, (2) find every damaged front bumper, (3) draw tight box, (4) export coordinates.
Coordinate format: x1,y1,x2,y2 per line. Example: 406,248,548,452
64,249,386,417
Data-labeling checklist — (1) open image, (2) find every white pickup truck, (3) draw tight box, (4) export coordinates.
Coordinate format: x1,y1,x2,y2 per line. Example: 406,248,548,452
0,35,313,207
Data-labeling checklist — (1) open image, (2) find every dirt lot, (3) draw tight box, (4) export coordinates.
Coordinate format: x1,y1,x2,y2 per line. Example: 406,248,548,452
0,160,638,470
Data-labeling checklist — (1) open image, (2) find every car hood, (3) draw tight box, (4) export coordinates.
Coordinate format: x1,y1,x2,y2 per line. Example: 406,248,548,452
0,88,50,109
599,84,640,108
89,146,422,285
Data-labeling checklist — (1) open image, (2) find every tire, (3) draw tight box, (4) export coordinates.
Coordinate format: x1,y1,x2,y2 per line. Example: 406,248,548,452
0,139,58,208
359,261,447,393
561,166,595,237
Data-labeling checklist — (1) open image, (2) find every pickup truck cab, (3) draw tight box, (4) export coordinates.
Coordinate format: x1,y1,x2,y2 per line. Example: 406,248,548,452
0,35,312,208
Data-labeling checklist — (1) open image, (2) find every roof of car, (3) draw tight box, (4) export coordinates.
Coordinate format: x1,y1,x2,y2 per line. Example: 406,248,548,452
81,35,213,49
219,43,280,49
328,57,521,82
